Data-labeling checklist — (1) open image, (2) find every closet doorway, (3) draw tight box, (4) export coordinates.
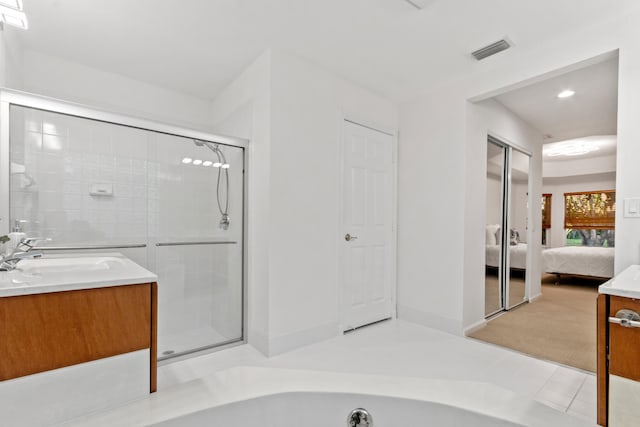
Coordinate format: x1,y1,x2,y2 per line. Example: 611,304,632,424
485,136,531,317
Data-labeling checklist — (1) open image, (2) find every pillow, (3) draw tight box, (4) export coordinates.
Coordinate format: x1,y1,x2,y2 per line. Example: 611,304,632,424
486,224,499,245
510,228,520,245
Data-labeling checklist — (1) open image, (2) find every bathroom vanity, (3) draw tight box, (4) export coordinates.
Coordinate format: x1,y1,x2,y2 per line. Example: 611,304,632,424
597,265,640,426
0,254,158,426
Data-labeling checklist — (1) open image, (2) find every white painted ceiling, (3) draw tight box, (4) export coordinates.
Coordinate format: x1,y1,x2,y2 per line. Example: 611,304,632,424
494,58,619,143
12,0,640,102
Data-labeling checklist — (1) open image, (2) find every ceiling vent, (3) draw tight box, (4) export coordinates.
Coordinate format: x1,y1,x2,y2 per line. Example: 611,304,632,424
471,39,511,61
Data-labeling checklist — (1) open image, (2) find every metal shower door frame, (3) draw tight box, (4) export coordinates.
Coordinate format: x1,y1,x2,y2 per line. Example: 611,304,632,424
0,88,250,357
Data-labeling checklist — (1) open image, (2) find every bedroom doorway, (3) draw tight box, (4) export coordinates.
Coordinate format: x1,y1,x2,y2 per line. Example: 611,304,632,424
472,54,618,373
485,136,531,317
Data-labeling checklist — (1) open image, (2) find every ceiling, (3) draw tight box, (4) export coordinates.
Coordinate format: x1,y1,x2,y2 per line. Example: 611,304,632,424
11,0,640,102
494,58,619,143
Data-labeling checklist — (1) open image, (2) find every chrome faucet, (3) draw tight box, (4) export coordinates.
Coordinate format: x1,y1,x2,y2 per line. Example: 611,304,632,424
0,237,47,271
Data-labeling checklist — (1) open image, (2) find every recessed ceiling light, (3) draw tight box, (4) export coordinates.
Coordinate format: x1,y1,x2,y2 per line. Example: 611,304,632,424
221,163,230,169
0,4,28,29
543,138,604,157
212,162,222,168
202,160,213,167
557,89,575,99
181,157,193,164
192,159,203,165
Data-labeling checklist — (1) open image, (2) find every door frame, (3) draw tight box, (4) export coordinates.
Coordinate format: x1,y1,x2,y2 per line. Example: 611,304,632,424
337,116,398,332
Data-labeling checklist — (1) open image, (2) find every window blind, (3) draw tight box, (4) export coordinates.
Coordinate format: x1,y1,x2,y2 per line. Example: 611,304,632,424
542,193,552,229
564,190,615,229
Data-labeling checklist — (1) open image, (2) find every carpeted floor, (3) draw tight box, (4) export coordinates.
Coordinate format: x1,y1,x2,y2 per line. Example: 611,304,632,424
472,274,602,372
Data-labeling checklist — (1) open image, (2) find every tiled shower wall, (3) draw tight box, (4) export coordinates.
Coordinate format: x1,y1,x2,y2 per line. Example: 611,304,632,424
8,106,244,356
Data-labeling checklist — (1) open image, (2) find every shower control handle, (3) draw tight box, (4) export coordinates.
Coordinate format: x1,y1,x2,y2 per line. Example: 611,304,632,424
345,233,358,242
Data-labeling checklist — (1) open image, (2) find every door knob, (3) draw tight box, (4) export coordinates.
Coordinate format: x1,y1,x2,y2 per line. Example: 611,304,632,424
345,233,358,242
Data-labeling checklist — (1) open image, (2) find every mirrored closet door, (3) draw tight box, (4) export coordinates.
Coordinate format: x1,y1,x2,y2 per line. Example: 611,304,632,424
485,140,506,316
485,136,530,317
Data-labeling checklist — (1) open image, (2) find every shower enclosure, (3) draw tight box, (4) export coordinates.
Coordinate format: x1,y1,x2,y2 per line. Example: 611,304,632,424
0,90,247,360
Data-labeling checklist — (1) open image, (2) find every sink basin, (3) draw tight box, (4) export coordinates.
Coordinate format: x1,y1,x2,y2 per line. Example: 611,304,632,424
0,253,157,297
17,257,127,275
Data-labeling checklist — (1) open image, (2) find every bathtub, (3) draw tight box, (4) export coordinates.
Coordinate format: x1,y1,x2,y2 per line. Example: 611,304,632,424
153,392,523,427
62,367,593,427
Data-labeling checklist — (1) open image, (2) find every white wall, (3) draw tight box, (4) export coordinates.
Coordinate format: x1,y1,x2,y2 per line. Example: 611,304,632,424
512,180,529,243
398,9,640,335
19,50,213,130
211,50,398,356
543,172,616,248
268,50,397,354
544,153,616,178
211,50,272,355
399,95,543,334
486,174,501,226
0,27,24,89
0,29,7,88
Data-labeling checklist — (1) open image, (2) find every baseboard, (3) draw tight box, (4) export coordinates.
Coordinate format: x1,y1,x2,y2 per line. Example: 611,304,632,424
397,304,462,336
529,292,543,302
268,322,339,357
463,319,487,336
248,328,269,356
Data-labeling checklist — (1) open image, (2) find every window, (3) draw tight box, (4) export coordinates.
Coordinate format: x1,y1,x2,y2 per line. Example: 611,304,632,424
541,194,551,246
564,190,615,247
542,193,552,229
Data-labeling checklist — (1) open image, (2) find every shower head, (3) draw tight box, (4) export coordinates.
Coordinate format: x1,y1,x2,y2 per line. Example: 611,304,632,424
193,139,230,230
193,139,227,164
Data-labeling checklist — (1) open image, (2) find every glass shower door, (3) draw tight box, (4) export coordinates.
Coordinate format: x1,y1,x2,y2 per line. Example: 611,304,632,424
8,104,246,361
148,133,244,359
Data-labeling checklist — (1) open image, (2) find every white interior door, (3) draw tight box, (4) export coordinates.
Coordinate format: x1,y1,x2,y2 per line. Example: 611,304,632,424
341,120,395,331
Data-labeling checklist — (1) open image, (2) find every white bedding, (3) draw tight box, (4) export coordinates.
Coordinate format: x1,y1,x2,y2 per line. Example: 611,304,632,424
542,246,614,278
486,243,527,270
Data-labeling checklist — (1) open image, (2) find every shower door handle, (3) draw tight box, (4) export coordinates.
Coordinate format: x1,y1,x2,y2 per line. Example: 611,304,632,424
345,233,358,242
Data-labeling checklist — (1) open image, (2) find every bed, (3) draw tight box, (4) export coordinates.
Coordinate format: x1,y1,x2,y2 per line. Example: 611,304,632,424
542,246,615,280
486,243,528,270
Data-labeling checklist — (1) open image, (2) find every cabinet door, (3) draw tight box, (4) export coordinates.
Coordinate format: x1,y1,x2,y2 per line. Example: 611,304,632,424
0,284,152,381
609,296,640,381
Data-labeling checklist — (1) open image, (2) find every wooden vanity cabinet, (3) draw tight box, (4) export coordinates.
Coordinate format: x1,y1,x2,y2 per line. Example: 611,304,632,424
597,294,640,426
0,282,157,392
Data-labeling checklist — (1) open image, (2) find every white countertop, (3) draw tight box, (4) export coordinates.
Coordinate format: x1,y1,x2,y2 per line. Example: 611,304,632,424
0,253,157,297
599,264,640,299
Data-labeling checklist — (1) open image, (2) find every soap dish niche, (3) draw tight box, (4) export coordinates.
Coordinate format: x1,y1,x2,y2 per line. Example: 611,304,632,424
89,182,114,197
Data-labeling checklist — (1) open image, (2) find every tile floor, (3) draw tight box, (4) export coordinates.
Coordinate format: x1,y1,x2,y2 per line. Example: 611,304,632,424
158,319,597,424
